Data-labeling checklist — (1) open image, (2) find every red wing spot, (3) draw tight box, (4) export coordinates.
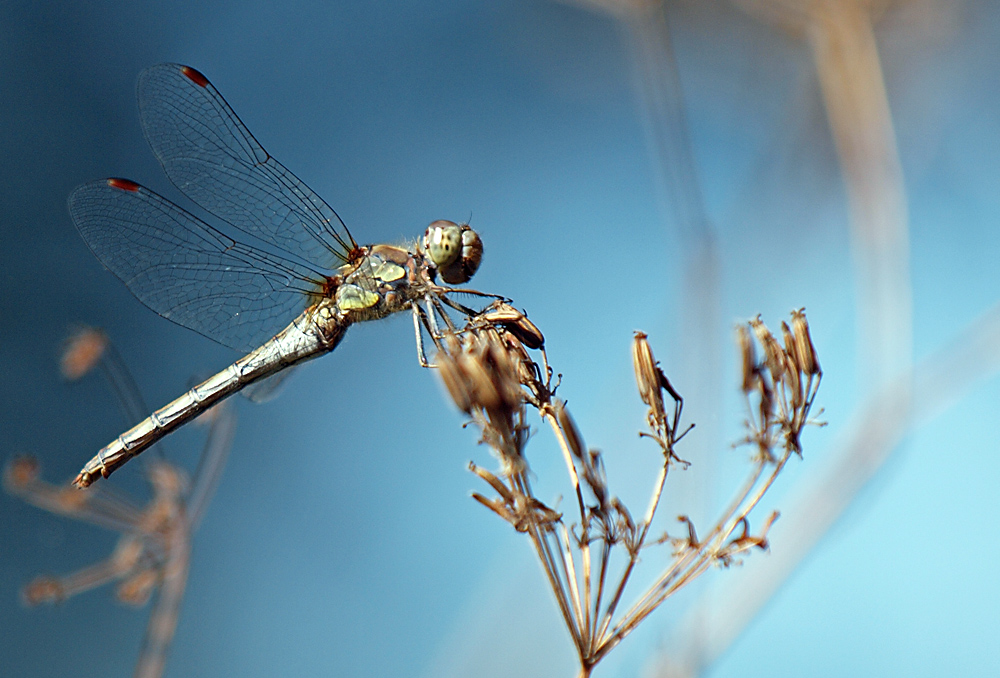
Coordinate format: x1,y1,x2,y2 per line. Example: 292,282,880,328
107,178,141,192
180,65,210,88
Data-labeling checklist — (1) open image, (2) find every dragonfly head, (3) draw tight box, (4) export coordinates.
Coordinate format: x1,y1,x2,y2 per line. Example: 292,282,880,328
422,220,483,284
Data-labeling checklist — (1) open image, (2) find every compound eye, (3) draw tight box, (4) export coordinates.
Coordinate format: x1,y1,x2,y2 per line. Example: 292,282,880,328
423,220,463,268
422,221,484,284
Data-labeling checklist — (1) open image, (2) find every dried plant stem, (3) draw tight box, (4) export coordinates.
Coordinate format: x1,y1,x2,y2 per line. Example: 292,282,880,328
620,457,777,628
514,470,583,646
439,306,822,676
593,458,668,645
543,408,589,524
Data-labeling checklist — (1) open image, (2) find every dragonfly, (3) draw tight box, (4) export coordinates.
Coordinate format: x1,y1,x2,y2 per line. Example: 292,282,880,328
5,326,235,678
70,64,488,488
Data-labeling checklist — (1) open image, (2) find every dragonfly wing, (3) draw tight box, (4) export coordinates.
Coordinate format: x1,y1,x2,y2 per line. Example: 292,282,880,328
137,63,356,270
240,364,300,404
70,179,320,353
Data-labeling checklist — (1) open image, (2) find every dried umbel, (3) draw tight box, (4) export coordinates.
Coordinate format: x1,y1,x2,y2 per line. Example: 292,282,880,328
439,308,823,678
740,311,823,457
6,328,235,678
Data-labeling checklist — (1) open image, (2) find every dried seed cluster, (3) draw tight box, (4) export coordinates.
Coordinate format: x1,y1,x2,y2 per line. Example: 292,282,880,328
436,307,823,678
741,309,823,459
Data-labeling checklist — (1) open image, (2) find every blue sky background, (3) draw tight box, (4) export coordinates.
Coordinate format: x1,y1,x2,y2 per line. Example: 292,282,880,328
2,1,999,676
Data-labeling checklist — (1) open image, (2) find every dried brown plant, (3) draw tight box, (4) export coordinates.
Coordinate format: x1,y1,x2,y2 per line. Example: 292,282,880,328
436,305,822,677
5,327,235,678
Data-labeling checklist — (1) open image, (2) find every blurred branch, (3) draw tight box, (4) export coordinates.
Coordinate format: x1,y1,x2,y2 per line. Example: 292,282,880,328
553,0,723,554
808,0,914,387
741,0,913,385
638,1,921,674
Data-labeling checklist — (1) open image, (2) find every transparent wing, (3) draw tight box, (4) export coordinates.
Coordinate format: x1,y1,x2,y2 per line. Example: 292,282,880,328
241,365,300,404
137,63,356,269
70,179,325,352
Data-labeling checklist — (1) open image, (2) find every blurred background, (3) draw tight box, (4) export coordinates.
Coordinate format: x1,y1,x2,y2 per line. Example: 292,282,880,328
2,0,999,676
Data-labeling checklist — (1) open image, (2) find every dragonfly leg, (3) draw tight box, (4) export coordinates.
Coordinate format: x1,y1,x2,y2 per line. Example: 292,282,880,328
411,303,434,368
429,295,460,332
413,294,465,367
433,284,508,306
436,294,481,318
423,294,444,339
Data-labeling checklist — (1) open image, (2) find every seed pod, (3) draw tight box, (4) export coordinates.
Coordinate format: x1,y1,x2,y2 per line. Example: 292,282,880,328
785,354,802,409
554,399,586,460
501,332,539,387
471,493,517,525
750,316,785,381
790,309,821,375
461,345,502,414
632,332,665,420
736,324,756,393
584,450,608,509
781,321,798,373
485,340,523,414
469,461,515,503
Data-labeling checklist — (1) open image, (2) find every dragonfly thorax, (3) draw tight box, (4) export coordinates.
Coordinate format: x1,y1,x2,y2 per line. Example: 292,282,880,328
330,246,424,321
422,220,483,285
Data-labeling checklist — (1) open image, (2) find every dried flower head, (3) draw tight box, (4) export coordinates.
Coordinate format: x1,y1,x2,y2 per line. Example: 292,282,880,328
437,327,529,474
60,327,108,380
22,577,63,606
738,310,823,459
4,456,40,489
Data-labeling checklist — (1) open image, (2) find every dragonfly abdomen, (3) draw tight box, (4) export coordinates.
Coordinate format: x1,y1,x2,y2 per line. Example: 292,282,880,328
74,306,347,488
